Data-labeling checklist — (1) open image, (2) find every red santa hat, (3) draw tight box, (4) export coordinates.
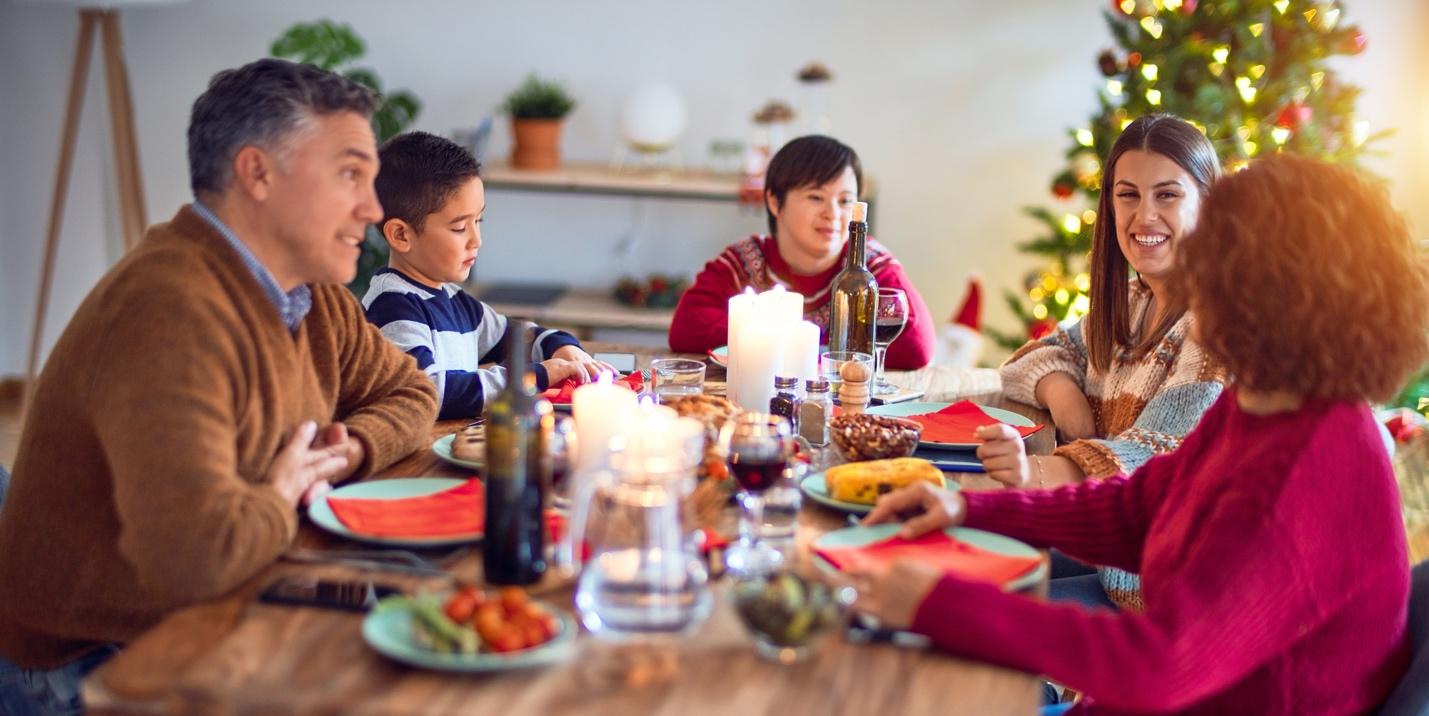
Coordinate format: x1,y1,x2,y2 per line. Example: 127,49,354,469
948,275,982,331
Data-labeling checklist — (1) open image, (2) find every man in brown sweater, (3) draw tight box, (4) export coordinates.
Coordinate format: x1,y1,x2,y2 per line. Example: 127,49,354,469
0,59,437,713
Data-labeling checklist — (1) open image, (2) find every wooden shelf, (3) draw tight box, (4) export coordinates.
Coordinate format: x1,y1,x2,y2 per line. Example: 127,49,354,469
481,288,675,336
481,162,747,202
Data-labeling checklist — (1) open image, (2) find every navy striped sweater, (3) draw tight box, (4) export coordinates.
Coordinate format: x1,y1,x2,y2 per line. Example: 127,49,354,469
361,269,580,420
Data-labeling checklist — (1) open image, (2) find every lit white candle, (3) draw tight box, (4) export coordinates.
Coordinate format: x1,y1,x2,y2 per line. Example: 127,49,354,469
733,320,784,411
726,288,757,405
781,320,821,385
762,284,804,325
572,372,638,475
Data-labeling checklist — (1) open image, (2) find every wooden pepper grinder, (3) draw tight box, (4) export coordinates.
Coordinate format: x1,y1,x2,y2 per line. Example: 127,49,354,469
838,360,871,415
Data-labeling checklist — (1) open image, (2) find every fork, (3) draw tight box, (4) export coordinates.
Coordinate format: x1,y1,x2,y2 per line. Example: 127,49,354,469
282,547,465,577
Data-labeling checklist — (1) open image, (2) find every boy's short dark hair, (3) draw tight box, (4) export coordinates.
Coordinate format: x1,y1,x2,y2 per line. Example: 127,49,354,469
188,58,378,196
375,131,482,232
764,135,863,236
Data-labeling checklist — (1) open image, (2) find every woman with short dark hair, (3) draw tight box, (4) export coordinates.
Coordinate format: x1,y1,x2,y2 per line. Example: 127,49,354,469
668,135,936,369
854,154,1429,714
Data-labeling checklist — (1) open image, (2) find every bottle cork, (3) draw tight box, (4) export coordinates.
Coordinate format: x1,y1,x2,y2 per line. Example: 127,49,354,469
851,201,868,223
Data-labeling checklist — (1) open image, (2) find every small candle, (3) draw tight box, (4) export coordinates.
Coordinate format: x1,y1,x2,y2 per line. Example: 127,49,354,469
572,372,638,475
781,320,821,385
733,320,784,411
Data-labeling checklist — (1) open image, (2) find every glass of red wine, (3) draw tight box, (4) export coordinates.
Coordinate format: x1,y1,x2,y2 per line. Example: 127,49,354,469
545,415,576,511
873,288,910,395
719,413,794,576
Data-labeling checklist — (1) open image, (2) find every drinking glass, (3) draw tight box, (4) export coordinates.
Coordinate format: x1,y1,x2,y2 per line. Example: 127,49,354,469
872,288,909,395
818,350,873,395
719,413,794,576
546,415,576,510
651,358,706,403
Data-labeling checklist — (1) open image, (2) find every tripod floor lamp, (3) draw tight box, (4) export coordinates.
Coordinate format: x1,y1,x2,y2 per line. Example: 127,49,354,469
26,5,150,400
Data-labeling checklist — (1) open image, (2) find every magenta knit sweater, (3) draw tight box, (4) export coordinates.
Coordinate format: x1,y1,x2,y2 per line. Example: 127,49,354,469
911,390,1410,714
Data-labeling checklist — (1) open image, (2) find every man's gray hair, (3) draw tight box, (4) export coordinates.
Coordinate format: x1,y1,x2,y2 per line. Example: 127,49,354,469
187,58,378,195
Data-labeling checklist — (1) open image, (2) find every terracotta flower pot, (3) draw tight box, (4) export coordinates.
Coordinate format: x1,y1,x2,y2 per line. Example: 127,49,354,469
511,118,564,170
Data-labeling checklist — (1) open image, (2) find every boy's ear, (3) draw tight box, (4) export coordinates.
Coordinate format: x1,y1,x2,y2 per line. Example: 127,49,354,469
381,218,415,254
764,190,782,221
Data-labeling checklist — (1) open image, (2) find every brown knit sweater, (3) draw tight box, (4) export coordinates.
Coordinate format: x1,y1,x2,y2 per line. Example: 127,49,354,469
0,206,437,667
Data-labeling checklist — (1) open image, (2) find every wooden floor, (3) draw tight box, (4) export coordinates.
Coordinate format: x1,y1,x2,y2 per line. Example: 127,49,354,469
0,379,23,468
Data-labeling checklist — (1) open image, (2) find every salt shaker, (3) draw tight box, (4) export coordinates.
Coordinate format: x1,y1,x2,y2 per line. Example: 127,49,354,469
838,360,871,414
799,379,832,446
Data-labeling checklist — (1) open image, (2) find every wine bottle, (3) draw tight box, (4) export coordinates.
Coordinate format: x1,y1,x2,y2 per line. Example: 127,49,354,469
482,319,553,585
828,201,878,355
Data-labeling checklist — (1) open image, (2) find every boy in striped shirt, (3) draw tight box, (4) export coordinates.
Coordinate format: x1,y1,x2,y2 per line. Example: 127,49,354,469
362,132,611,419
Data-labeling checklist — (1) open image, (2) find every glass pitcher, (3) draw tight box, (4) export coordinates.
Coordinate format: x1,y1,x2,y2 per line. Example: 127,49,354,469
567,405,711,640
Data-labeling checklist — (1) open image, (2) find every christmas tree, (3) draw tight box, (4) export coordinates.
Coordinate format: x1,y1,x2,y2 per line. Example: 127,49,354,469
990,0,1379,350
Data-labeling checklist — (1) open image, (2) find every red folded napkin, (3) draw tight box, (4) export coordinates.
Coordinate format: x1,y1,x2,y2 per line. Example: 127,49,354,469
327,479,566,541
815,531,1041,587
541,372,644,404
908,400,1045,444
327,478,484,538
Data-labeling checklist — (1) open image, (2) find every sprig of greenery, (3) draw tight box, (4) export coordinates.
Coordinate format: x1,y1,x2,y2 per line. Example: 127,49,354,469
502,74,576,120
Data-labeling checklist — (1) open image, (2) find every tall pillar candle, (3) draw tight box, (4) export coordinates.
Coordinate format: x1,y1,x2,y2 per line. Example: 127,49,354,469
733,320,784,412
761,284,804,326
726,288,757,406
572,373,638,475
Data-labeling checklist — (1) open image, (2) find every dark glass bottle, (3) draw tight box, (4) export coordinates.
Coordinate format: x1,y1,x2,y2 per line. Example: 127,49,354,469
828,201,878,355
482,320,553,585
769,375,800,433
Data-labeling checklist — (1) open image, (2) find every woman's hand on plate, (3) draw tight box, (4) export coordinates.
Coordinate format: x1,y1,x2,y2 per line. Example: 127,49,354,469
862,482,966,538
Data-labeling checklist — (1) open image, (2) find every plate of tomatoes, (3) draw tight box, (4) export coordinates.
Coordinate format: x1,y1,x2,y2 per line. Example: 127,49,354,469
362,585,577,672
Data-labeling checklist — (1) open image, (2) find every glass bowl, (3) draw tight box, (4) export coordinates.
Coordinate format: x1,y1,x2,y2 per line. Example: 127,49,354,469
730,570,855,663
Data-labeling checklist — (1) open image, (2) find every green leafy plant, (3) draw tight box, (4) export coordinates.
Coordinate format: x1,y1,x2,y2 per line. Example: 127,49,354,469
502,74,576,120
270,20,422,296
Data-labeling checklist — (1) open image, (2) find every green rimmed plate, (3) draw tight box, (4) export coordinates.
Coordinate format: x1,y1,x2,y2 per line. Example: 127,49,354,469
799,471,962,515
363,595,577,672
812,523,1047,593
308,477,482,548
867,401,1037,450
432,433,483,471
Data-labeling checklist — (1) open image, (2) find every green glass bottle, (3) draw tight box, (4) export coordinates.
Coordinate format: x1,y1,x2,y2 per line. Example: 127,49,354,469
482,320,553,585
828,201,878,355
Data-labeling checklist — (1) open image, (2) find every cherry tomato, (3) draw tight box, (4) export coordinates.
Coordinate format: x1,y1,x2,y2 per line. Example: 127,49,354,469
443,592,477,624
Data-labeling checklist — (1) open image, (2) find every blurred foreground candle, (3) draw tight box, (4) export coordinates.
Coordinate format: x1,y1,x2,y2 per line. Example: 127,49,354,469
572,372,638,474
781,320,821,385
732,320,784,411
727,288,757,405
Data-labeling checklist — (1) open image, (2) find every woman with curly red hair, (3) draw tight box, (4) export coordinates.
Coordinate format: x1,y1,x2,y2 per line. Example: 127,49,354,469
855,154,1429,714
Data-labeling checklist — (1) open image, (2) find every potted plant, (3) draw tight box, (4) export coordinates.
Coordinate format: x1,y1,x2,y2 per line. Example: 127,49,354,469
503,74,576,170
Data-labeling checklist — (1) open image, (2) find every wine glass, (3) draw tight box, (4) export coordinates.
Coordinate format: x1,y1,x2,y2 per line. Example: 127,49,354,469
718,413,793,577
873,288,909,395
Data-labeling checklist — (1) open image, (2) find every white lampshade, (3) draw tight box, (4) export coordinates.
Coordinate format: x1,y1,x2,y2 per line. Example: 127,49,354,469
620,83,687,153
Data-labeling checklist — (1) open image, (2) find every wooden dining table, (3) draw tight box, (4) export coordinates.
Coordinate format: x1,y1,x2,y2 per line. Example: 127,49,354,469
83,345,1055,715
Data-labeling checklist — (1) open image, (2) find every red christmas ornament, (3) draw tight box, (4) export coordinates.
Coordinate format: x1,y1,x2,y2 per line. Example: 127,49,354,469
1126,52,1142,69
1180,0,1198,14
1275,101,1313,131
1053,182,1075,200
1342,29,1368,55
1028,317,1058,340
1097,50,1121,77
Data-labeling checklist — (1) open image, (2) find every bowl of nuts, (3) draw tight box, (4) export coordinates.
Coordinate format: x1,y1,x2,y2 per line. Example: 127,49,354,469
828,413,922,462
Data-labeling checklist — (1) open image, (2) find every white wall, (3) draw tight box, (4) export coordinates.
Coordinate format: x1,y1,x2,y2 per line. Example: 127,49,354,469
2,0,1425,375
